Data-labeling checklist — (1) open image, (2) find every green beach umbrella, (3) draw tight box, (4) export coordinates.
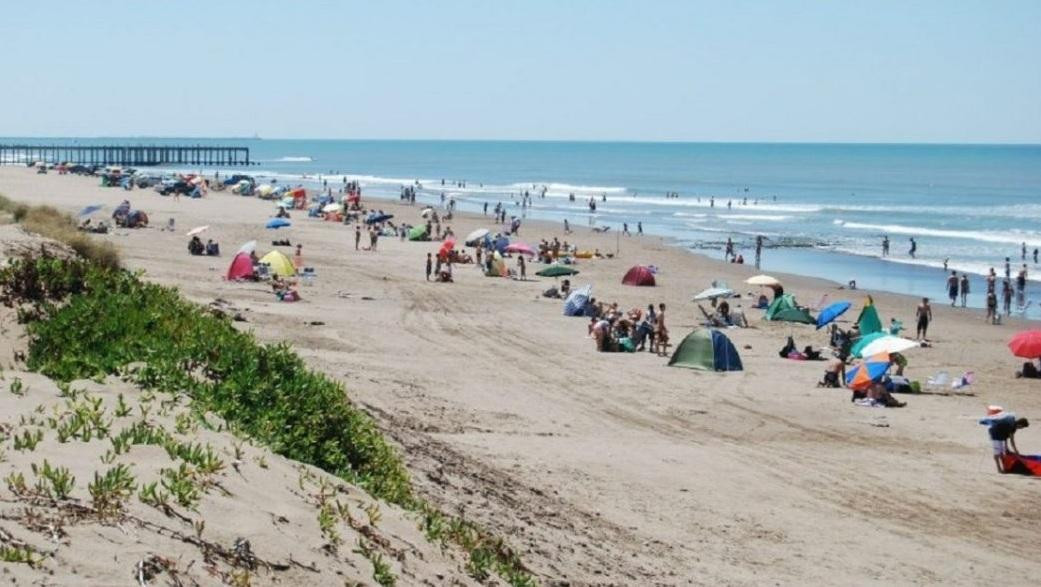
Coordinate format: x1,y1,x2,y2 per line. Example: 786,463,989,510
536,264,580,278
850,331,888,358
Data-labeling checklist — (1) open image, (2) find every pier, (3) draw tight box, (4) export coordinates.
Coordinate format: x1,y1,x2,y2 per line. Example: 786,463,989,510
0,144,251,167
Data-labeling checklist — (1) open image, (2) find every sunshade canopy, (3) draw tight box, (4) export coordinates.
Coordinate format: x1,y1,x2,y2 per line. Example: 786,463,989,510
746,274,781,286
1009,330,1041,359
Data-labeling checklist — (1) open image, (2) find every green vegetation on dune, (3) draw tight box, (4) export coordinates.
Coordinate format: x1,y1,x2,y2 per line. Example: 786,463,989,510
0,193,120,270
0,252,534,586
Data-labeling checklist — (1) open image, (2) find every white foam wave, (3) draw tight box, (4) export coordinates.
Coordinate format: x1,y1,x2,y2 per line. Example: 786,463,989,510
274,156,314,162
837,221,1041,247
716,214,792,222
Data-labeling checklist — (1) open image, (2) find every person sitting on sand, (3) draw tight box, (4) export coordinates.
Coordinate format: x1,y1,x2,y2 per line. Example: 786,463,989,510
205,239,220,256
188,236,205,256
818,357,845,388
979,409,1029,473
866,381,906,407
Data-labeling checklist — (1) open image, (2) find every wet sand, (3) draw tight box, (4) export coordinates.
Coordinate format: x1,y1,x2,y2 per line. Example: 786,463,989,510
2,167,1040,585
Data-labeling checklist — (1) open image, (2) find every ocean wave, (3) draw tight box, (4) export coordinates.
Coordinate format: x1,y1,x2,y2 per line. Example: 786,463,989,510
716,214,792,222
837,221,1041,247
273,156,314,162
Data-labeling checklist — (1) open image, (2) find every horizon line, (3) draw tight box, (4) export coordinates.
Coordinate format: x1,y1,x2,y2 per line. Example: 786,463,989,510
2,136,1040,147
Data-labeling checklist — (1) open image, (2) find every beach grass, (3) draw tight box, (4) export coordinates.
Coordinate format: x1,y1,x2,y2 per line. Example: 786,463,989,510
0,193,120,270
0,251,534,586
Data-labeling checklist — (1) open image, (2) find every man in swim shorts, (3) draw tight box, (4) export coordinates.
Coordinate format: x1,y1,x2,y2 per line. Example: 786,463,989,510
915,297,932,341
946,271,959,306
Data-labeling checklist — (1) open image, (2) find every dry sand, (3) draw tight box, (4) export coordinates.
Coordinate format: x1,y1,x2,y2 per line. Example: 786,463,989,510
2,167,1040,585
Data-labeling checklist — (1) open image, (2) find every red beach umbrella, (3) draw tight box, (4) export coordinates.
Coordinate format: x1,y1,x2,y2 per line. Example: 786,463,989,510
1008,330,1041,358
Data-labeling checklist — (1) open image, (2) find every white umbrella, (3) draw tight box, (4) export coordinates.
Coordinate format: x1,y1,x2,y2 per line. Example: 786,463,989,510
859,336,920,357
420,207,435,218
323,203,342,213
465,228,489,244
237,240,257,254
186,225,209,237
693,286,734,301
746,274,782,286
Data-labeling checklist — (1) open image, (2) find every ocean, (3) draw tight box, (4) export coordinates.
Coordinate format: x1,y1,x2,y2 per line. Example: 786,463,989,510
7,138,1041,318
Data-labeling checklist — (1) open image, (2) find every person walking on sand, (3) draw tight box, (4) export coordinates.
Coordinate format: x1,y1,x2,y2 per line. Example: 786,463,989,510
909,237,917,258
354,224,361,251
959,273,970,307
517,255,526,280
623,223,630,236
946,271,959,307
293,244,303,273
425,253,432,281
725,237,734,261
564,218,571,234
986,290,998,323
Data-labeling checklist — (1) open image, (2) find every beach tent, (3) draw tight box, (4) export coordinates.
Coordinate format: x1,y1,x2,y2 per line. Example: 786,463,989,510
260,250,296,277
226,252,254,281
764,294,814,323
408,224,429,241
1001,454,1041,476
622,265,656,286
857,302,883,335
563,285,593,316
669,329,743,372
485,251,508,277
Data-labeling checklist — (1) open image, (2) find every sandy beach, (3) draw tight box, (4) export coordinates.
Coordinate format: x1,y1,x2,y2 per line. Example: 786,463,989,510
3,166,1041,585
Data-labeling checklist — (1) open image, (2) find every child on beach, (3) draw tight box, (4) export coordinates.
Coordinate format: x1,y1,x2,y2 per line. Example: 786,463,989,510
425,253,432,281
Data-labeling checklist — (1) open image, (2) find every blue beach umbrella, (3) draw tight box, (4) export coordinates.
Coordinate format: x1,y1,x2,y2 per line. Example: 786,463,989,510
78,204,103,217
265,218,291,229
816,301,852,330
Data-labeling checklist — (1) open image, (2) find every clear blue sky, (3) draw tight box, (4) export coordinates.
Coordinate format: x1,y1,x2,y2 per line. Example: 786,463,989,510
2,0,1038,142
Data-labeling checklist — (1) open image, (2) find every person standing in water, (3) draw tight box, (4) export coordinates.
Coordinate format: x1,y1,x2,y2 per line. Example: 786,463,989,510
959,272,970,307
947,271,959,307
882,235,890,257
909,237,917,258
915,297,932,341
755,235,764,269
637,221,643,235
1023,242,1028,261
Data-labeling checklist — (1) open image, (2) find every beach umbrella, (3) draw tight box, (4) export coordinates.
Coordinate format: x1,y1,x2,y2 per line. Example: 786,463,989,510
438,238,456,257
692,286,734,301
186,225,209,237
78,204,103,217
237,240,257,254
846,352,892,391
420,207,434,218
858,335,920,357
1008,330,1041,358
505,242,536,256
266,218,291,229
563,285,592,316
365,213,393,224
745,274,781,286
815,301,852,330
536,264,580,278
322,203,342,213
465,228,489,245
850,331,889,358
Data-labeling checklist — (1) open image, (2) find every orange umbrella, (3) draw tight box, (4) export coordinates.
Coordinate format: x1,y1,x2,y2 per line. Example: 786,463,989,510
846,352,891,391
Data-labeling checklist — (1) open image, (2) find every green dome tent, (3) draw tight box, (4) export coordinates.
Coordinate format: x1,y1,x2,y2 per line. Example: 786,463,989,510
764,294,815,324
668,329,743,372
408,224,429,241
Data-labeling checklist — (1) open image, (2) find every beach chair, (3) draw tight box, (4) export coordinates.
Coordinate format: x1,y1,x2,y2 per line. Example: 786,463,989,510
951,371,976,392
925,371,949,391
